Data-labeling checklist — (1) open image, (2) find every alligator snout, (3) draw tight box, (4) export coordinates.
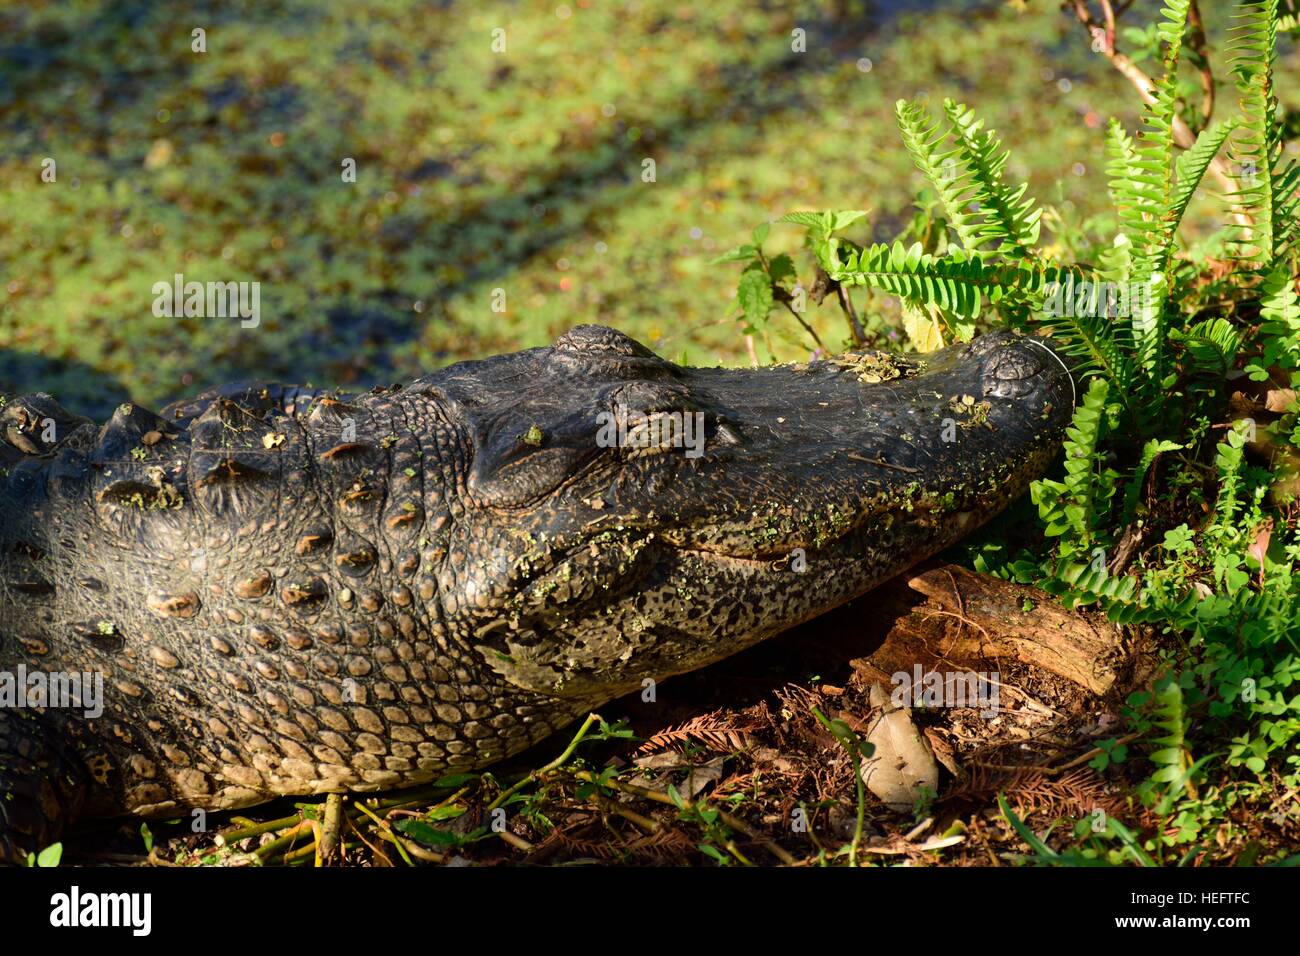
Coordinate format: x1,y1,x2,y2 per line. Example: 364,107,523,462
978,334,1077,404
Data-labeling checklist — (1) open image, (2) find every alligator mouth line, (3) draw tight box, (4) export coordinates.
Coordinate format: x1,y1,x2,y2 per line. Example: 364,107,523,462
509,491,973,598
671,508,977,567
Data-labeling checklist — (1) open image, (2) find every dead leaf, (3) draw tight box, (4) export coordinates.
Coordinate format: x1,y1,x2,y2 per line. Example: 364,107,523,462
1248,518,1274,580
627,755,726,801
861,684,940,810
1265,389,1297,414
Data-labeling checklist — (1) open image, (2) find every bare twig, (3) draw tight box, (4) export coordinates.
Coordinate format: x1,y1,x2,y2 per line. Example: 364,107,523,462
1187,0,1216,126
591,791,664,833
318,792,345,866
836,283,867,346
1065,0,1247,224
779,298,827,352
1100,0,1117,55
763,249,827,352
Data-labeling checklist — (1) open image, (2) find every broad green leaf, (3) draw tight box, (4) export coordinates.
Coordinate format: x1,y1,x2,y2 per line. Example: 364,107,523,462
737,269,774,328
36,843,63,868
710,244,758,264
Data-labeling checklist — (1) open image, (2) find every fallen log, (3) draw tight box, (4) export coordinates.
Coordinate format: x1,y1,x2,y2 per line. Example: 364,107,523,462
853,563,1124,697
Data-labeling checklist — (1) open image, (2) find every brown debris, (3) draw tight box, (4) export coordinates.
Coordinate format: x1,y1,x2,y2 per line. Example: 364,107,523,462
854,564,1124,697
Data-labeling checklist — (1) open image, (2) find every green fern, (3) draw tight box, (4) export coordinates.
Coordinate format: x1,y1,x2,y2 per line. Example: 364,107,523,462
830,243,987,319
1039,556,1139,608
1227,0,1298,265
1252,257,1300,376
1173,316,1243,380
894,99,987,253
1104,120,1141,282
1149,675,1195,802
942,99,1042,258
1031,378,1115,549
813,240,1080,324
1228,1,1300,384
893,97,1042,262
1171,120,1238,236
1029,376,1148,605
1109,0,1193,385
1035,269,1137,399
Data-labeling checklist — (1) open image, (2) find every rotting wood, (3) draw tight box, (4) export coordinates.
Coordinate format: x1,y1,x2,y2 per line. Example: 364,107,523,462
854,563,1124,697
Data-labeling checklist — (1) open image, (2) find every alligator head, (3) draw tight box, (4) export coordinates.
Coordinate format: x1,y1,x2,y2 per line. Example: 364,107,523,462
415,325,1074,703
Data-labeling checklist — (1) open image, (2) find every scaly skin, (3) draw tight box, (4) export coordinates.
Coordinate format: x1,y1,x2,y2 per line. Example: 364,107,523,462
0,325,1073,860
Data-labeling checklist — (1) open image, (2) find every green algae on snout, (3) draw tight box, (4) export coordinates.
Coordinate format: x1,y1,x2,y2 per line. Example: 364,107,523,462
947,394,994,429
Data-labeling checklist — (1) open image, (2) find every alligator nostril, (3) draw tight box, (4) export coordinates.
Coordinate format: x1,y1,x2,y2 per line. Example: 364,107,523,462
983,351,1041,399
991,352,1036,381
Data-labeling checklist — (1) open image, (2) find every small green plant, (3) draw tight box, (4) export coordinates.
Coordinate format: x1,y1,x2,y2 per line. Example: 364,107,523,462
667,784,740,866
811,706,874,866
1088,737,1130,773
25,843,62,868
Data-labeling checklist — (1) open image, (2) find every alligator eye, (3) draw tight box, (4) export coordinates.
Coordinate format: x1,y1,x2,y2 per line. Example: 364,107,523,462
554,325,657,358
599,404,710,460
626,410,706,459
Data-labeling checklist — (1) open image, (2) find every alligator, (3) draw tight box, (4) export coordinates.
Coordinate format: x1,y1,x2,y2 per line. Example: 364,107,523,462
0,325,1074,861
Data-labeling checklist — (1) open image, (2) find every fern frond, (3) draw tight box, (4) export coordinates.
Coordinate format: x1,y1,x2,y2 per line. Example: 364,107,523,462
1149,676,1194,797
1035,270,1136,397
1042,558,1139,608
894,99,986,252
1121,0,1190,278
829,242,995,318
1171,120,1237,231
1155,0,1193,46
942,99,1042,258
1031,377,1114,545
1105,120,1141,272
834,242,1108,325
1227,0,1299,263
1115,0,1192,386
1104,112,1224,292
1062,378,1113,541
1175,316,1243,379
1274,161,1300,252
1257,257,1300,370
